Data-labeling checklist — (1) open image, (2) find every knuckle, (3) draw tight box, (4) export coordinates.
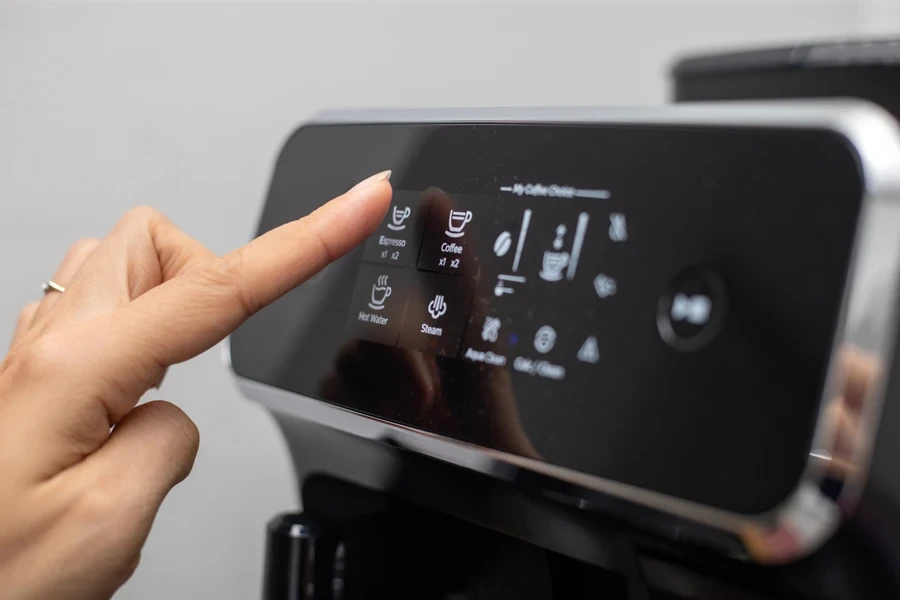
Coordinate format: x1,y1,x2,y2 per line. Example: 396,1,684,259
121,205,166,230
311,226,339,265
192,251,258,317
69,237,100,257
18,333,79,377
16,302,38,329
217,246,248,279
297,216,339,265
116,551,143,586
75,485,122,525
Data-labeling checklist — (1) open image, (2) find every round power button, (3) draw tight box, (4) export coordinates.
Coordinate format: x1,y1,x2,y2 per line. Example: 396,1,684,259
657,267,727,352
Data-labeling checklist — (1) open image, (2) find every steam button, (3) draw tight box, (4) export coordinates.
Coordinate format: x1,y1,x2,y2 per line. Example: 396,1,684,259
397,272,473,357
657,267,726,352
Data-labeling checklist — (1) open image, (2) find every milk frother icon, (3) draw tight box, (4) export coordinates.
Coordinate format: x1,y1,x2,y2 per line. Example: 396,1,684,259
539,213,590,283
539,225,571,282
387,206,411,231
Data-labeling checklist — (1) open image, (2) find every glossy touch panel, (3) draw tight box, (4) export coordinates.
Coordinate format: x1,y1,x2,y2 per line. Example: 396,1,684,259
229,103,900,563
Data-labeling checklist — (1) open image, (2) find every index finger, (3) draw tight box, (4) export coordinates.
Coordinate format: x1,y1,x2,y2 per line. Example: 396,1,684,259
100,171,392,396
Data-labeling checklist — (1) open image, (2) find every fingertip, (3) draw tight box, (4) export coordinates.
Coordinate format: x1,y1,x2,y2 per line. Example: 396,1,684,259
348,177,393,227
307,177,392,255
350,169,392,191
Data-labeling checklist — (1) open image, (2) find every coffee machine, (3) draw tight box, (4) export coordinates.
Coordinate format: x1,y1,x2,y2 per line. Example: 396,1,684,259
228,52,900,597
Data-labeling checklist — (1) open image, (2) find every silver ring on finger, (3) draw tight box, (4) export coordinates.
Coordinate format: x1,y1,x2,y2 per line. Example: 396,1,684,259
42,280,66,294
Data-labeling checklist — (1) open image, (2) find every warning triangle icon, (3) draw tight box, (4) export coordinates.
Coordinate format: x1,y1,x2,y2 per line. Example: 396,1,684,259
577,336,599,364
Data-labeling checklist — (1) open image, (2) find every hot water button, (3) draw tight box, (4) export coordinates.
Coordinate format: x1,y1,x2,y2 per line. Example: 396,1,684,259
345,265,411,346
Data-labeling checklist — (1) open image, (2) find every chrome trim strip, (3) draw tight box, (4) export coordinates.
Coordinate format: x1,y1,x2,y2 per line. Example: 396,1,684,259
310,100,892,134
227,100,900,564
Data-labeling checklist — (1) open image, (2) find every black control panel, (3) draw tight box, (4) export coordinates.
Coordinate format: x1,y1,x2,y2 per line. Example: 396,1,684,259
230,121,864,516
348,187,632,363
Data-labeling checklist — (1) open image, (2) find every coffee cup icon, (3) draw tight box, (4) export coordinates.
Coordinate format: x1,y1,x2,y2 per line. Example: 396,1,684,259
445,210,473,238
387,206,411,231
539,251,570,282
368,274,392,310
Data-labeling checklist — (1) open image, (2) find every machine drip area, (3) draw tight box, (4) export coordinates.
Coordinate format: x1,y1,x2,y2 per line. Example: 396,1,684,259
265,477,640,600
261,468,890,600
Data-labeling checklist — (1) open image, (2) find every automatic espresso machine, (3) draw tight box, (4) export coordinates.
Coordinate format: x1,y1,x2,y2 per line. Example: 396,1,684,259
227,41,900,600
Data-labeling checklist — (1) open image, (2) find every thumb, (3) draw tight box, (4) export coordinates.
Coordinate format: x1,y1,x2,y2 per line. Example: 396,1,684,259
65,401,199,565
94,400,201,497
33,401,199,600
63,399,200,530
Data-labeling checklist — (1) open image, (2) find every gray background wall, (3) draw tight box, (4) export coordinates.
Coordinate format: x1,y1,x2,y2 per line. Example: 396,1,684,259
1,1,898,598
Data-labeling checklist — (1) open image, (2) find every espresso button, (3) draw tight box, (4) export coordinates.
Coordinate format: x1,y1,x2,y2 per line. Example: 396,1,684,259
657,267,727,352
363,191,432,268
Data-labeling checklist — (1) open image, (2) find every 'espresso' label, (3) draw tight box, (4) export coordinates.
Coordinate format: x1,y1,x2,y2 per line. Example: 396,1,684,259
379,236,407,247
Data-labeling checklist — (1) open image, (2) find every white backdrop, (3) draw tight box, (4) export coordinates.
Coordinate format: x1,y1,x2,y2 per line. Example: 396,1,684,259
1,2,898,598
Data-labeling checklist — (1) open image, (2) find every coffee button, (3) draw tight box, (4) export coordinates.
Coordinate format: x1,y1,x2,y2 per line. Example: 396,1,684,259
416,193,484,276
657,267,726,352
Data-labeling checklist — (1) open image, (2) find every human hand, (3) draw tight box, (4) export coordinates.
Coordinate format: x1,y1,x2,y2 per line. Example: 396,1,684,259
0,171,392,600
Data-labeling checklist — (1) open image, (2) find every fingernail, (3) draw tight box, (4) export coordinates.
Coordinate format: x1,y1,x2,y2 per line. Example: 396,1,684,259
151,368,168,390
351,170,392,191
